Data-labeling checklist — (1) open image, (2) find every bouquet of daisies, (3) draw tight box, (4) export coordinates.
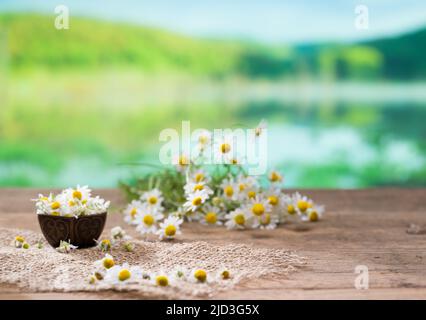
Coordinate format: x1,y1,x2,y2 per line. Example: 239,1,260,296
121,121,324,240
33,185,110,218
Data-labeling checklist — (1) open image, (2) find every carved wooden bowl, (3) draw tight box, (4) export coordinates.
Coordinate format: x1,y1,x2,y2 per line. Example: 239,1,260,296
38,212,107,248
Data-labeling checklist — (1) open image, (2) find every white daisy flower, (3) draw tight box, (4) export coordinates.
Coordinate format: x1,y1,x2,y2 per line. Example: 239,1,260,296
110,226,127,241
135,209,164,235
33,193,55,215
225,208,251,230
305,204,325,222
189,169,210,184
56,240,78,254
258,212,279,230
265,187,284,213
157,216,183,240
13,235,25,248
195,129,212,151
268,170,283,184
152,272,172,287
96,239,112,252
183,181,213,197
282,194,298,217
123,200,144,225
94,253,115,270
293,192,314,216
216,267,232,280
245,195,272,219
189,268,211,284
172,153,190,172
220,178,239,201
141,188,164,210
63,185,92,203
200,205,223,226
213,133,236,164
183,190,210,212
85,196,110,215
254,119,267,137
171,266,188,281
104,263,142,285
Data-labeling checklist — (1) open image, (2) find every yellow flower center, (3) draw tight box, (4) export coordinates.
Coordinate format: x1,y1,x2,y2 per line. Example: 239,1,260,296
143,214,154,226
118,269,131,282
309,211,319,222
130,208,137,218
148,196,158,205
198,135,209,145
103,258,114,269
255,127,262,136
268,195,279,206
41,196,48,201
239,183,246,191
156,275,169,287
165,225,176,237
82,199,87,205
287,204,296,215
230,158,238,165
195,173,204,183
234,214,245,225
205,212,217,224
193,184,204,192
15,236,25,243
270,171,281,182
51,201,61,210
23,243,30,249
220,143,231,154
221,270,230,279
224,186,234,197
252,203,265,216
192,197,202,206
51,211,60,216
179,155,189,166
69,200,75,207
194,269,207,282
94,271,103,280
247,191,256,199
297,200,309,212
72,190,82,200
101,239,111,248
261,213,271,225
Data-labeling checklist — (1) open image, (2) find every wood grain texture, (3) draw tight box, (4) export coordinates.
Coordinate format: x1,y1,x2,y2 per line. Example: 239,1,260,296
0,188,425,300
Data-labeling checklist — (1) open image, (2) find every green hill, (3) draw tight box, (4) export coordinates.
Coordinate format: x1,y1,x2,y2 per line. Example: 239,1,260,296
0,13,425,80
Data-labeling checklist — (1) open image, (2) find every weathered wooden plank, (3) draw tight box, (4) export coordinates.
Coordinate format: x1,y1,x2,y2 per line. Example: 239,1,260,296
0,188,425,299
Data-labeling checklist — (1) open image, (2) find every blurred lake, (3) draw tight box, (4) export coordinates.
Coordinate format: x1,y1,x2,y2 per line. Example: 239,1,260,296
1,76,425,188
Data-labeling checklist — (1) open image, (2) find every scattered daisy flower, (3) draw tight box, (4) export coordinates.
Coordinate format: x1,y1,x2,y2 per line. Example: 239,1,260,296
136,209,164,235
123,200,144,225
97,239,112,252
200,205,223,226
157,216,183,240
56,240,77,254
190,268,209,283
94,253,115,270
111,226,127,241
14,235,25,248
123,241,135,252
104,263,142,285
141,188,164,210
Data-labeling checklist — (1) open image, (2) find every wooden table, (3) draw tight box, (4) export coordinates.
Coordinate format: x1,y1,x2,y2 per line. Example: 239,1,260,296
0,188,425,299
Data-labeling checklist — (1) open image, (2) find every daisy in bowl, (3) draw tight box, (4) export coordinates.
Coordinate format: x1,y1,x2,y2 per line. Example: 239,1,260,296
200,205,224,226
63,185,92,203
104,263,142,285
225,208,252,230
123,200,144,225
183,190,210,212
141,188,164,211
157,216,183,240
135,208,164,235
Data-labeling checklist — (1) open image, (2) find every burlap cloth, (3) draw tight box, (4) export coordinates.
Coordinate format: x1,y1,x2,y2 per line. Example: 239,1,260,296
0,227,305,298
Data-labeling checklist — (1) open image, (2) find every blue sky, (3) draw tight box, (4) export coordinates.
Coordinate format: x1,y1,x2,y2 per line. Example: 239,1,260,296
1,0,425,43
